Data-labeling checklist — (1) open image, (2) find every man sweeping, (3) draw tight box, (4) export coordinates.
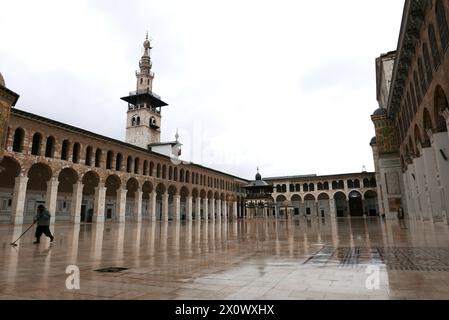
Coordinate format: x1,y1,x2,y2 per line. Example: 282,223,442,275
33,204,54,244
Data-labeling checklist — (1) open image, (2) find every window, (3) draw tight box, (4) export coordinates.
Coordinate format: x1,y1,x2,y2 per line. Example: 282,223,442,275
72,143,80,163
116,153,123,171
143,160,148,175
61,140,70,160
289,184,295,192
354,179,360,188
134,158,140,174
303,183,309,192
423,43,434,85
106,151,114,170
347,180,354,189
95,149,102,168
12,128,24,152
127,156,133,173
413,71,423,105
323,182,329,190
309,183,314,192
436,0,449,50
31,133,42,156
429,24,441,69
149,162,154,176
295,184,301,192
157,164,161,178
417,58,427,95
85,146,92,165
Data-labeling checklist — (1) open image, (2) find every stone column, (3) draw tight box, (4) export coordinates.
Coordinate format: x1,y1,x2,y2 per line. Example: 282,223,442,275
210,199,215,221
407,163,422,221
186,196,193,221
70,182,83,224
93,183,106,223
134,188,143,222
11,176,28,225
217,199,222,219
233,201,238,221
162,192,169,222
174,195,181,221
46,178,59,225
414,157,432,221
223,201,227,221
195,197,201,221
430,129,449,224
150,191,157,221
203,198,209,220
422,145,443,221
329,198,336,218
115,188,127,223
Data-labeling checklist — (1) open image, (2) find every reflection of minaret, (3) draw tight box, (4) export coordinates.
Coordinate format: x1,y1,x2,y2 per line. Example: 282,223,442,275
121,33,168,148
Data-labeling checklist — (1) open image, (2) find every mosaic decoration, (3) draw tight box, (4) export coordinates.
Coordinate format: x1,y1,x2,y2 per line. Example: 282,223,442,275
304,246,449,272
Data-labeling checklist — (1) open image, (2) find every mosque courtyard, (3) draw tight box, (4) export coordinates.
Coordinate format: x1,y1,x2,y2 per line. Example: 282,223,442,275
1,218,449,300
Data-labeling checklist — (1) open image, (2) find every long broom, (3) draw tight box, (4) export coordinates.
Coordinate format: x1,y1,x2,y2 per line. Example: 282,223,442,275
10,222,36,247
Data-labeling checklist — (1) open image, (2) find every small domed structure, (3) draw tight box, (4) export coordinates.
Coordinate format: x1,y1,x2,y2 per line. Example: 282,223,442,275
255,168,262,181
0,72,5,87
372,107,387,116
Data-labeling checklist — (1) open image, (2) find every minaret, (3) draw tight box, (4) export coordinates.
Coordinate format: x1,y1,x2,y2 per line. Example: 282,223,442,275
121,33,168,149
0,72,20,164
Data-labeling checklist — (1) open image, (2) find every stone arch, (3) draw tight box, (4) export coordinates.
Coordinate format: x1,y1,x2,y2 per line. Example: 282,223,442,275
192,188,199,198
27,163,53,191
318,193,330,200
275,195,287,202
125,177,139,219
423,107,433,143
0,156,21,189
81,170,100,220
434,85,448,132
317,193,330,218
57,167,79,193
105,174,122,198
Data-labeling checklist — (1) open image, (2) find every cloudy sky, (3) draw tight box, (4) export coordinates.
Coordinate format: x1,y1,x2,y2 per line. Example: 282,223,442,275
0,0,405,180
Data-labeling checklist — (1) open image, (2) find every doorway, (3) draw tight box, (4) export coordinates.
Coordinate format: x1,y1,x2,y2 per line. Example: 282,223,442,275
349,191,363,216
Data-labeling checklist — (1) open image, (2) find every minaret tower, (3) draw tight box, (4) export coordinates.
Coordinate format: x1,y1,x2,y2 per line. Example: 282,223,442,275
121,33,168,148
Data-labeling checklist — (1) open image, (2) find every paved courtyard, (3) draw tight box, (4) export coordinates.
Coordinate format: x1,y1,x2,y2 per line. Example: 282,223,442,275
1,218,449,300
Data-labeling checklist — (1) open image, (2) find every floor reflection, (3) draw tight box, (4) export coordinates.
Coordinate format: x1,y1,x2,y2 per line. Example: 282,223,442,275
0,217,449,299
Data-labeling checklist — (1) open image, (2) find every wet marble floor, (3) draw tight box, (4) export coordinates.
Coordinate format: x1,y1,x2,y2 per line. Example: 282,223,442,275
1,217,449,300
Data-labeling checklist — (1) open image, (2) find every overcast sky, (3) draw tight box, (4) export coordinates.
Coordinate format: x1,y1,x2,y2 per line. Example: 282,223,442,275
0,0,405,180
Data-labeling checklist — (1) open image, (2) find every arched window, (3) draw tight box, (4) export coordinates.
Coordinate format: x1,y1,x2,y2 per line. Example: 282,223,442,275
85,146,92,165
61,140,70,160
338,180,344,189
156,164,161,178
136,117,141,126
106,151,114,169
309,183,315,192
162,165,166,179
45,136,55,158
413,71,423,104
169,166,173,180
276,184,282,192
116,153,123,171
354,179,360,188
127,156,133,173
196,173,199,184
134,158,140,174
143,160,148,175
332,181,338,190
429,24,441,69
180,169,185,182
323,182,329,190
295,184,301,192
31,132,42,156
95,149,102,168
149,161,154,176
417,58,427,95
303,183,309,192
72,142,80,163
317,182,323,190
174,167,178,181
12,128,24,152
282,184,287,193
289,184,295,192
436,0,449,50
347,180,354,189
363,178,370,188
370,178,377,188
423,43,433,85
186,171,190,183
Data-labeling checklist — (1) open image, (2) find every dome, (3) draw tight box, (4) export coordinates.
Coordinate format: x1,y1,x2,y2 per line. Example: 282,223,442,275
0,72,5,87
372,107,387,116
255,172,262,181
